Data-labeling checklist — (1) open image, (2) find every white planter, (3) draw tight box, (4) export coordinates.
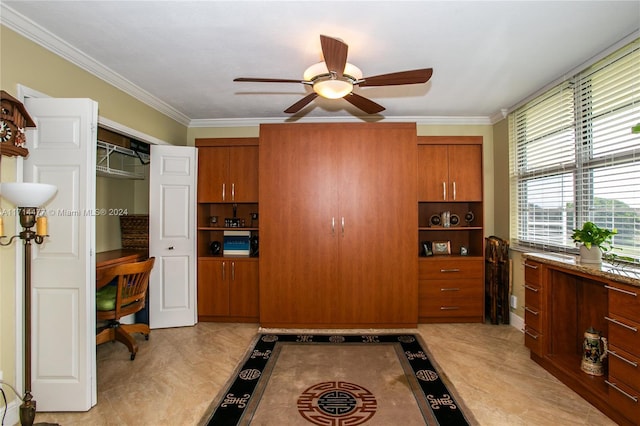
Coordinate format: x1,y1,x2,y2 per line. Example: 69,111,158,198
579,245,602,264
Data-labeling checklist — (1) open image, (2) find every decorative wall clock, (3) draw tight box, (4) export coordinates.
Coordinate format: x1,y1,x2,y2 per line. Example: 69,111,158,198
0,90,36,157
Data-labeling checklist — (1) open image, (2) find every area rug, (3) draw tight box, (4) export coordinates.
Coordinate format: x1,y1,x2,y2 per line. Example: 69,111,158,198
200,333,477,425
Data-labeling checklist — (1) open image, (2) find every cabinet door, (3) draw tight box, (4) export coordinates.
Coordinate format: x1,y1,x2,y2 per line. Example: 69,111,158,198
259,124,340,325
198,147,229,202
338,126,418,324
197,259,229,317
448,145,482,201
229,146,259,202
229,259,259,317
418,145,449,201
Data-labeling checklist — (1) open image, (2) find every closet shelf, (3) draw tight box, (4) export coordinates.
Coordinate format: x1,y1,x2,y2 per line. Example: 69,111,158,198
97,140,149,179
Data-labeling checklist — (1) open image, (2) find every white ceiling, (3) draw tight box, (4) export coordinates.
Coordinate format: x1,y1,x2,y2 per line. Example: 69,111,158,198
2,1,639,126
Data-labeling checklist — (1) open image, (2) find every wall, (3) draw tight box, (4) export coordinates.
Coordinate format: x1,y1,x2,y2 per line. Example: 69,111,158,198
0,25,186,411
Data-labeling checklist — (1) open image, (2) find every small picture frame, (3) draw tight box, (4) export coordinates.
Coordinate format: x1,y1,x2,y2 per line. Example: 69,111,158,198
432,240,451,255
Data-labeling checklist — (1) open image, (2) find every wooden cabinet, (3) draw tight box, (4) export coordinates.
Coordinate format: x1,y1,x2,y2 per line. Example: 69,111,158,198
259,122,418,328
197,139,258,203
606,282,640,425
195,138,259,322
418,138,482,202
417,136,484,323
522,254,640,426
418,257,484,322
523,260,545,356
197,258,259,321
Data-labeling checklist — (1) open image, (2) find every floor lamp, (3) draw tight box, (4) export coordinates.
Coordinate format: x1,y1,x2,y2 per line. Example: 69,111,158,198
0,182,57,426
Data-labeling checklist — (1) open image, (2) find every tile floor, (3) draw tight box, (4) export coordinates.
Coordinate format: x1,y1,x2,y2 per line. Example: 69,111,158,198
33,322,616,425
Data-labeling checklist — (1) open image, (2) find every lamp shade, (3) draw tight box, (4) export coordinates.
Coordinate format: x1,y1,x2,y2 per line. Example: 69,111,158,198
0,183,57,207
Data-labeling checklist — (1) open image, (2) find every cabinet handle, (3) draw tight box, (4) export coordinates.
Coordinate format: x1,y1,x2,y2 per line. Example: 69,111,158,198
524,262,539,270
524,329,538,340
604,285,637,297
221,261,226,280
524,284,539,293
440,306,459,310
607,349,638,368
341,217,345,236
231,261,235,281
440,287,460,292
452,181,457,201
605,380,638,403
332,217,335,235
605,316,638,332
222,183,226,201
231,183,235,201
440,268,460,273
524,306,539,316
442,181,446,200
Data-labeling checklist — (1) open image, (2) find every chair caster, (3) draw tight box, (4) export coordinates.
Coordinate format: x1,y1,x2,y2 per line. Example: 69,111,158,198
144,334,149,341
130,353,136,361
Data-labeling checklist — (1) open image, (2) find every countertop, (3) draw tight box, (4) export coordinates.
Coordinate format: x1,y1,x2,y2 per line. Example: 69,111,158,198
522,252,640,288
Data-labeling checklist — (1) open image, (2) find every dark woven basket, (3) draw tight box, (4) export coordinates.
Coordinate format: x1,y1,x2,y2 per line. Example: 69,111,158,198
119,214,149,249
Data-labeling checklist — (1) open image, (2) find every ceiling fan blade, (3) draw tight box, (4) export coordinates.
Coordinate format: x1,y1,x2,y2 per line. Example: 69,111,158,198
320,35,348,77
344,93,385,114
284,93,319,113
234,77,305,83
358,68,433,87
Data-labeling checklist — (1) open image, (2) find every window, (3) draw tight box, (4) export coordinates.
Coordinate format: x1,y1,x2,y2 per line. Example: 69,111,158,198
510,38,640,261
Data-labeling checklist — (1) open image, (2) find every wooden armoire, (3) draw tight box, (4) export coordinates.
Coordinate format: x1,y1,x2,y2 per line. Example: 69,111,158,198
258,122,418,328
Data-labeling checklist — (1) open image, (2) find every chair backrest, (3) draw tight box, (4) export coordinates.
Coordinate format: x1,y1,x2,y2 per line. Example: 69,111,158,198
97,257,155,318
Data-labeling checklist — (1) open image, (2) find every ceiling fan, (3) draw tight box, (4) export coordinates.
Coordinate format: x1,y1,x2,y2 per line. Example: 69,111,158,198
233,35,433,114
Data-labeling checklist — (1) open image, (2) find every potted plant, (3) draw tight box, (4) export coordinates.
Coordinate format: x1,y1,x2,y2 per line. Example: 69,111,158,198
571,221,617,264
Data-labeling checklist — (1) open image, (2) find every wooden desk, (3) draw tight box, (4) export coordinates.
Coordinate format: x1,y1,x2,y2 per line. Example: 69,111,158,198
96,249,148,283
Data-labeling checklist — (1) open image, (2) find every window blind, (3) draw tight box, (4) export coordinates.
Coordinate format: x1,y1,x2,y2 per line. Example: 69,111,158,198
510,38,640,260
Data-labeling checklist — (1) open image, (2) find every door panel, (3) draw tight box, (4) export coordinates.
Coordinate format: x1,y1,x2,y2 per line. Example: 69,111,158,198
229,146,258,202
448,145,483,201
149,145,197,328
24,97,98,411
418,145,448,201
197,147,228,202
338,125,418,324
229,259,259,317
259,124,339,325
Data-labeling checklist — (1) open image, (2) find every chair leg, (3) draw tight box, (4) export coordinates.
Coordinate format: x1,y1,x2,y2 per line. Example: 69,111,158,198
96,327,115,346
114,326,138,360
120,323,150,338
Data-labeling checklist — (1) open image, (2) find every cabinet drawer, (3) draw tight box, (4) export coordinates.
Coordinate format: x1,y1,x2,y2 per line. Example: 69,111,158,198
608,345,640,393
607,282,640,322
524,282,543,309
419,258,483,279
524,305,542,331
524,326,544,357
523,260,541,285
419,279,483,317
606,314,640,356
607,376,639,425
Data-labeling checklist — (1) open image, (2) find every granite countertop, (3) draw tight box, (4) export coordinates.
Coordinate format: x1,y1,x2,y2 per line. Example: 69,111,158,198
522,252,640,288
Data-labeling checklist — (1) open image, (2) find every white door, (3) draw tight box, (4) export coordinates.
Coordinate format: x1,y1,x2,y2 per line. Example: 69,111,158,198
149,145,197,328
23,97,97,411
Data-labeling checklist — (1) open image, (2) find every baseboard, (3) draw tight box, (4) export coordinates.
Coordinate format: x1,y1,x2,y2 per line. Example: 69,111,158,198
510,312,524,332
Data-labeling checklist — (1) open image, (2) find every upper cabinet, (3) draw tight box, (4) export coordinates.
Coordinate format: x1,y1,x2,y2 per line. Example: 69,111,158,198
197,139,258,203
418,137,482,202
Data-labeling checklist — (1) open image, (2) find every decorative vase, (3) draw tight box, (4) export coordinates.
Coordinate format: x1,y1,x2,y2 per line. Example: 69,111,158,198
579,244,602,264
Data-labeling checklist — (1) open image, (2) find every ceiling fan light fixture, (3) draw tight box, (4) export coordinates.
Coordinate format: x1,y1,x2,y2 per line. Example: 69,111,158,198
303,61,363,99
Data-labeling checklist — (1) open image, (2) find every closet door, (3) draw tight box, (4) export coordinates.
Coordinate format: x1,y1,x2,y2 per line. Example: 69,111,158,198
337,125,418,325
259,124,339,326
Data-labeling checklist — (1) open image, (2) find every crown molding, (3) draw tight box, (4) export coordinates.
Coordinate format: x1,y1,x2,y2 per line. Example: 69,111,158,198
190,115,493,128
1,4,191,126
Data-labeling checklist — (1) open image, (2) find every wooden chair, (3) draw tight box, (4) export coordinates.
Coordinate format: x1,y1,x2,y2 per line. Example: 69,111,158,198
96,257,155,360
